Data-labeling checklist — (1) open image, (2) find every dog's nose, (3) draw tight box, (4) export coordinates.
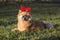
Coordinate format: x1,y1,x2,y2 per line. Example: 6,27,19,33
22,15,30,21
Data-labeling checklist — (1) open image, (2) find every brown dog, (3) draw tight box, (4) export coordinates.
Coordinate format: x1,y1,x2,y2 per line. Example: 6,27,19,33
12,5,53,32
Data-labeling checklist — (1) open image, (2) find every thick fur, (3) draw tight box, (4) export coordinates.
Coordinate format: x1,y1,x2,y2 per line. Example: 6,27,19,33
29,20,46,30
12,10,53,32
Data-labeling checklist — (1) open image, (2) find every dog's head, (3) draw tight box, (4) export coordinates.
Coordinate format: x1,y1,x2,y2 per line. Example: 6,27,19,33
18,5,31,21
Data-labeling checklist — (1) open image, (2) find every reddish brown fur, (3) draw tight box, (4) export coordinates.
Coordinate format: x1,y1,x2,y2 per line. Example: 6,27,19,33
17,10,31,32
17,10,46,32
30,20,46,30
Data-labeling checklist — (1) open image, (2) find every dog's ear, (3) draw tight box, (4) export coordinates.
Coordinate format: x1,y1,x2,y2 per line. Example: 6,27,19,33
18,10,22,14
19,10,22,12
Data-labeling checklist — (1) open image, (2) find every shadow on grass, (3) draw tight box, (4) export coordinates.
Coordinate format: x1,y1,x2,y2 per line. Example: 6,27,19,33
0,21,4,26
41,37,60,40
0,20,17,27
54,24,60,28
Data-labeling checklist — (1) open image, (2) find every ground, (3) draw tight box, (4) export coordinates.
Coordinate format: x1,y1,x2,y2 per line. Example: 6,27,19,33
0,3,60,40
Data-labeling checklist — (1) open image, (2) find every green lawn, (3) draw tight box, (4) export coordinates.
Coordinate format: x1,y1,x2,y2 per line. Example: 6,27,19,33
0,4,60,40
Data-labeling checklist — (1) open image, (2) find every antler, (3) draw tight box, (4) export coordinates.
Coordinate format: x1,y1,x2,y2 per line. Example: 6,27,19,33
20,5,25,11
26,7,31,12
20,5,31,12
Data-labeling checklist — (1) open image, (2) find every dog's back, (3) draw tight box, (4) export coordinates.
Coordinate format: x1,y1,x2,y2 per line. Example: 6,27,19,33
29,20,46,30
29,20,54,30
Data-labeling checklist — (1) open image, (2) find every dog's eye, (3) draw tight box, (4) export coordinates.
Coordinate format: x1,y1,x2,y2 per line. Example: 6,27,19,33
22,15,27,18
22,16,25,17
26,15,30,18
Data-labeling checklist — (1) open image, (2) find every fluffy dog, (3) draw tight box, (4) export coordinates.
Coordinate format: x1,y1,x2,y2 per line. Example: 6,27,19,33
12,5,53,32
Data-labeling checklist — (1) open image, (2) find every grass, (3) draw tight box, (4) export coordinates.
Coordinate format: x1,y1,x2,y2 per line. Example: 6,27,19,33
0,3,60,40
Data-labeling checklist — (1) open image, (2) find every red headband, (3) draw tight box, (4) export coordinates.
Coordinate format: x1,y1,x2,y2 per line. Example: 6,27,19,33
20,5,31,12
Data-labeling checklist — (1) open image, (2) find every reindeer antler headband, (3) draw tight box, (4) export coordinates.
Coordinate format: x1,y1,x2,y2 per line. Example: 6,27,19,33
20,5,31,12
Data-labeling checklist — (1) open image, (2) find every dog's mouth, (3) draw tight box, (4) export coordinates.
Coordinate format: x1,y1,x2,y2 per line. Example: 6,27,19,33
22,15,31,21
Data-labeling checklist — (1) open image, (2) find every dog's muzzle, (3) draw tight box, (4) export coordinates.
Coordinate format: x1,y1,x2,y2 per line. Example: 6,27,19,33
22,15,31,21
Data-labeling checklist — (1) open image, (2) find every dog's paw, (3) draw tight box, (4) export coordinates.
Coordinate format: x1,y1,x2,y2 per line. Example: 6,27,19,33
11,28,18,32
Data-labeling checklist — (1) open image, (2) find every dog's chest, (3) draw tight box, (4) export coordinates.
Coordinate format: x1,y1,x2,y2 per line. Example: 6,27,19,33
18,21,31,31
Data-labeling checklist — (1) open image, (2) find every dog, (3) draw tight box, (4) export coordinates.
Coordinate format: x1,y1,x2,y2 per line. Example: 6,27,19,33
12,5,54,32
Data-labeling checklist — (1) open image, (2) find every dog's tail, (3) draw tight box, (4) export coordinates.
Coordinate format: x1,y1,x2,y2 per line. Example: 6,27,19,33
45,22,54,29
